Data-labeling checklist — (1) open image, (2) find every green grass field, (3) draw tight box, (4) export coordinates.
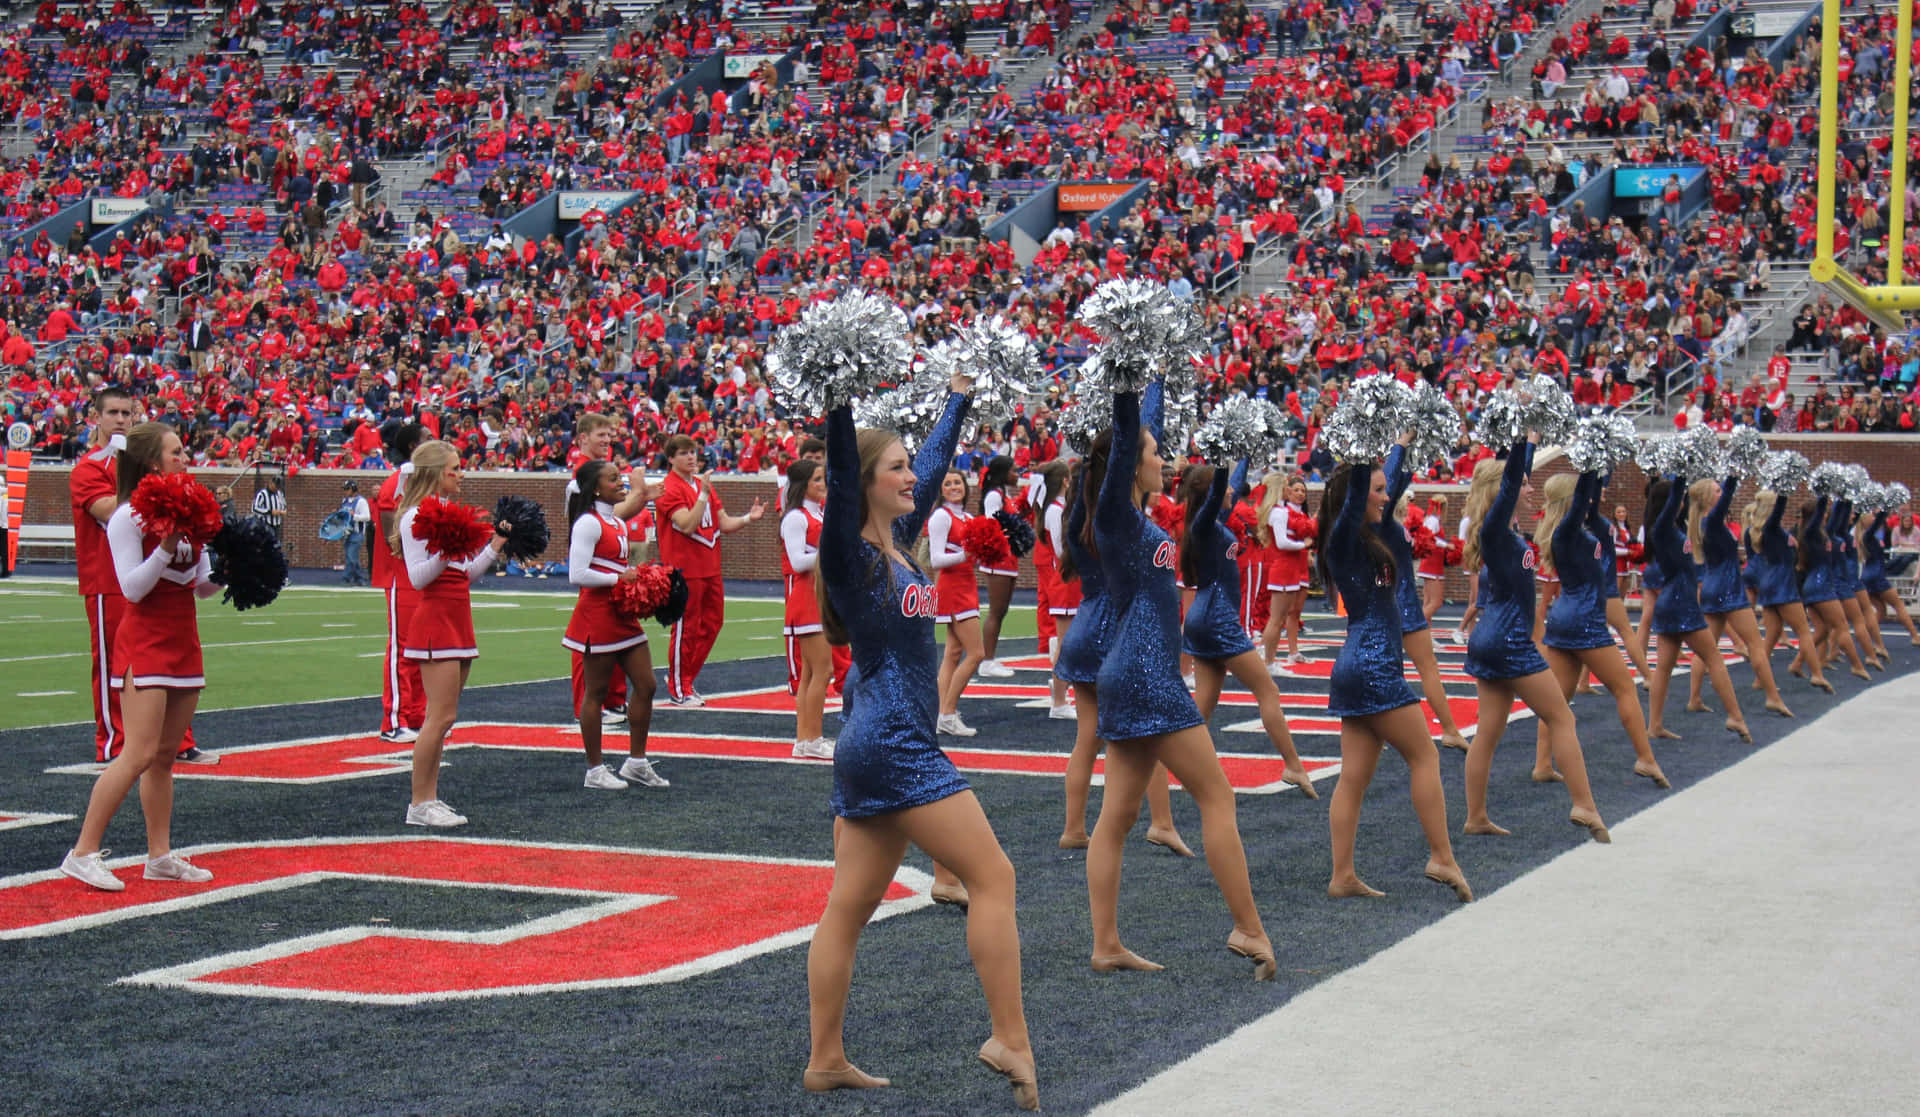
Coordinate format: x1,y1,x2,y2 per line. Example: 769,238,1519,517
0,577,1036,730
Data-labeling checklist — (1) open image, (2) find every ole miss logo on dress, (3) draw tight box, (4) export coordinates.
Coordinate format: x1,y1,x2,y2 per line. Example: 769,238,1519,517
900,584,938,618
1522,548,1538,571
1153,541,1177,570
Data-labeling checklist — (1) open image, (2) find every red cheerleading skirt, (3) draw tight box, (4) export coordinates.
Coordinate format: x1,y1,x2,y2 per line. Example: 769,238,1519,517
564,586,647,654
784,570,823,636
112,581,203,690
935,564,980,623
404,581,478,661
979,563,1018,579
1267,548,1311,591
1040,564,1082,614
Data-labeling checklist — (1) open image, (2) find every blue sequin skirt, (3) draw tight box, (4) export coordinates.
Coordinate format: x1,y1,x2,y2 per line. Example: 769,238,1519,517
1465,601,1549,680
1182,584,1256,661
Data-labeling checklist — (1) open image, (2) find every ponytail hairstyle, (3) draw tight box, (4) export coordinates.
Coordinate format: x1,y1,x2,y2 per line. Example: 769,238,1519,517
389,440,459,553
1459,456,1505,573
784,458,820,516
114,421,176,504
1177,464,1217,586
982,454,1016,495
1796,498,1824,576
568,459,617,526
381,418,425,463
1253,469,1289,546
1531,472,1577,576
1037,458,1069,511
1076,428,1116,562
817,427,906,647
1315,462,1395,591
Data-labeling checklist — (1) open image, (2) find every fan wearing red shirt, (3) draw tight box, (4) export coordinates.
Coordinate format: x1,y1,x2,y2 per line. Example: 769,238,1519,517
69,388,206,762
656,435,765,704
372,421,427,742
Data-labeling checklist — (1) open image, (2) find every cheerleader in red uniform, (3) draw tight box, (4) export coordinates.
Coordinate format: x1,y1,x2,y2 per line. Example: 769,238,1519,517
976,456,1022,678
1233,475,1270,638
928,468,984,737
1033,461,1080,719
61,423,222,892
1259,472,1315,668
1025,467,1056,676
394,441,508,828
781,459,835,760
372,419,426,744
566,460,662,791
1417,494,1451,620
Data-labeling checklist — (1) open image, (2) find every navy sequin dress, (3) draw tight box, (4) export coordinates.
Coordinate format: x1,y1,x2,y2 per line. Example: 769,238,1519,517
818,393,974,819
1326,461,1420,717
1378,443,1431,635
1181,460,1257,661
1056,381,1164,686
1649,478,1707,636
1861,511,1893,595
1831,499,1862,598
1697,477,1747,615
1753,492,1800,608
1798,494,1839,605
1544,471,1614,651
1465,444,1550,680
1094,390,1204,742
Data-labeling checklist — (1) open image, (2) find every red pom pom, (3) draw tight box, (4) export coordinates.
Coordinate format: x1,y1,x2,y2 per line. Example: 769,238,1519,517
612,562,674,622
1442,539,1464,567
130,472,223,546
1625,541,1647,564
1286,509,1318,541
956,515,1014,570
412,495,493,559
1150,497,1185,539
1410,520,1440,561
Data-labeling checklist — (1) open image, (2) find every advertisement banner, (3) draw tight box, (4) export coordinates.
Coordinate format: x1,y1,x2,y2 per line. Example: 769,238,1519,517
1611,165,1705,199
89,197,147,225
1057,182,1138,212
556,191,636,221
723,54,784,79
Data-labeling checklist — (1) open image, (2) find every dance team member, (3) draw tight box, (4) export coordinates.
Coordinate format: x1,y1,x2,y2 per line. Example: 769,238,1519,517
564,460,665,790
373,419,426,744
806,375,1038,1110
394,441,510,827
1033,460,1079,720
781,459,836,760
61,422,223,891
1686,475,1791,717
1791,492,1870,682
976,455,1020,678
1749,489,1830,692
1258,472,1313,668
1380,438,1470,751
927,468,986,737
657,434,765,705
1859,504,1920,645
1833,498,1885,668
1459,443,1609,841
1315,458,1471,901
1642,476,1751,743
1533,470,1668,788
1179,460,1316,795
1056,382,1190,857
1085,388,1275,978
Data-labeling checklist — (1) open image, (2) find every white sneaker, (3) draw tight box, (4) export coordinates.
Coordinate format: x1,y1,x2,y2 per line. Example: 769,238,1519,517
378,727,419,744
1048,704,1076,720
1267,659,1289,676
144,853,214,883
1287,652,1310,665
584,764,629,790
175,747,220,765
1450,629,1468,645
937,713,978,737
666,692,706,708
61,849,125,892
620,757,671,787
792,737,836,760
405,799,468,827
602,705,629,726
978,659,1015,678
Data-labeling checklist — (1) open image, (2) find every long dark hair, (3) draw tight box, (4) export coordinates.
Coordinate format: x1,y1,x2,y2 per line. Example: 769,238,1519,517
1177,464,1216,587
1076,428,1116,562
983,454,1016,494
1037,459,1068,511
784,459,819,515
1315,463,1395,591
1797,497,1825,576
568,460,616,525
1057,460,1085,583
115,421,174,504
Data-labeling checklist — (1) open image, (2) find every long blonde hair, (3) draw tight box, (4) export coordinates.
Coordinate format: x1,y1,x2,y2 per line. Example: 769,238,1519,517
1686,477,1719,559
1254,470,1294,546
1531,472,1577,575
1460,457,1505,572
388,440,459,553
818,428,906,646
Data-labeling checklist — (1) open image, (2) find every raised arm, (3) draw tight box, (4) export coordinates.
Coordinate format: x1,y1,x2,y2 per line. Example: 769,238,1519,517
897,391,972,545
1383,441,1413,508
818,406,862,578
1190,466,1231,589
1227,457,1249,502
1827,497,1851,540
1096,389,1144,539
1558,471,1599,557
1762,487,1789,542
1706,475,1737,534
1650,476,1686,570
1328,458,1374,567
1585,472,1611,534
1141,378,1164,446
1804,493,1829,548
1481,441,1533,548
1195,465,1228,538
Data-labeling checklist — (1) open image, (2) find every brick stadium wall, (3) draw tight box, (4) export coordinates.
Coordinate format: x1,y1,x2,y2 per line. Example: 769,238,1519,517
25,435,1920,593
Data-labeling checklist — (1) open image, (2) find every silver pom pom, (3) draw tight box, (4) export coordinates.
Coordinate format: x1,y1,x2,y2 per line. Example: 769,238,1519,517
1521,376,1577,446
1324,374,1414,464
852,360,948,454
1405,380,1461,470
1724,426,1767,479
1672,425,1726,480
1159,377,1202,458
1565,414,1638,473
767,289,913,413
1887,481,1912,509
1758,450,1810,494
1809,461,1851,497
1636,434,1678,478
1056,368,1113,455
1192,396,1287,465
1856,481,1889,513
1073,278,1190,391
1472,389,1527,450
1841,463,1875,504
952,315,1042,431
